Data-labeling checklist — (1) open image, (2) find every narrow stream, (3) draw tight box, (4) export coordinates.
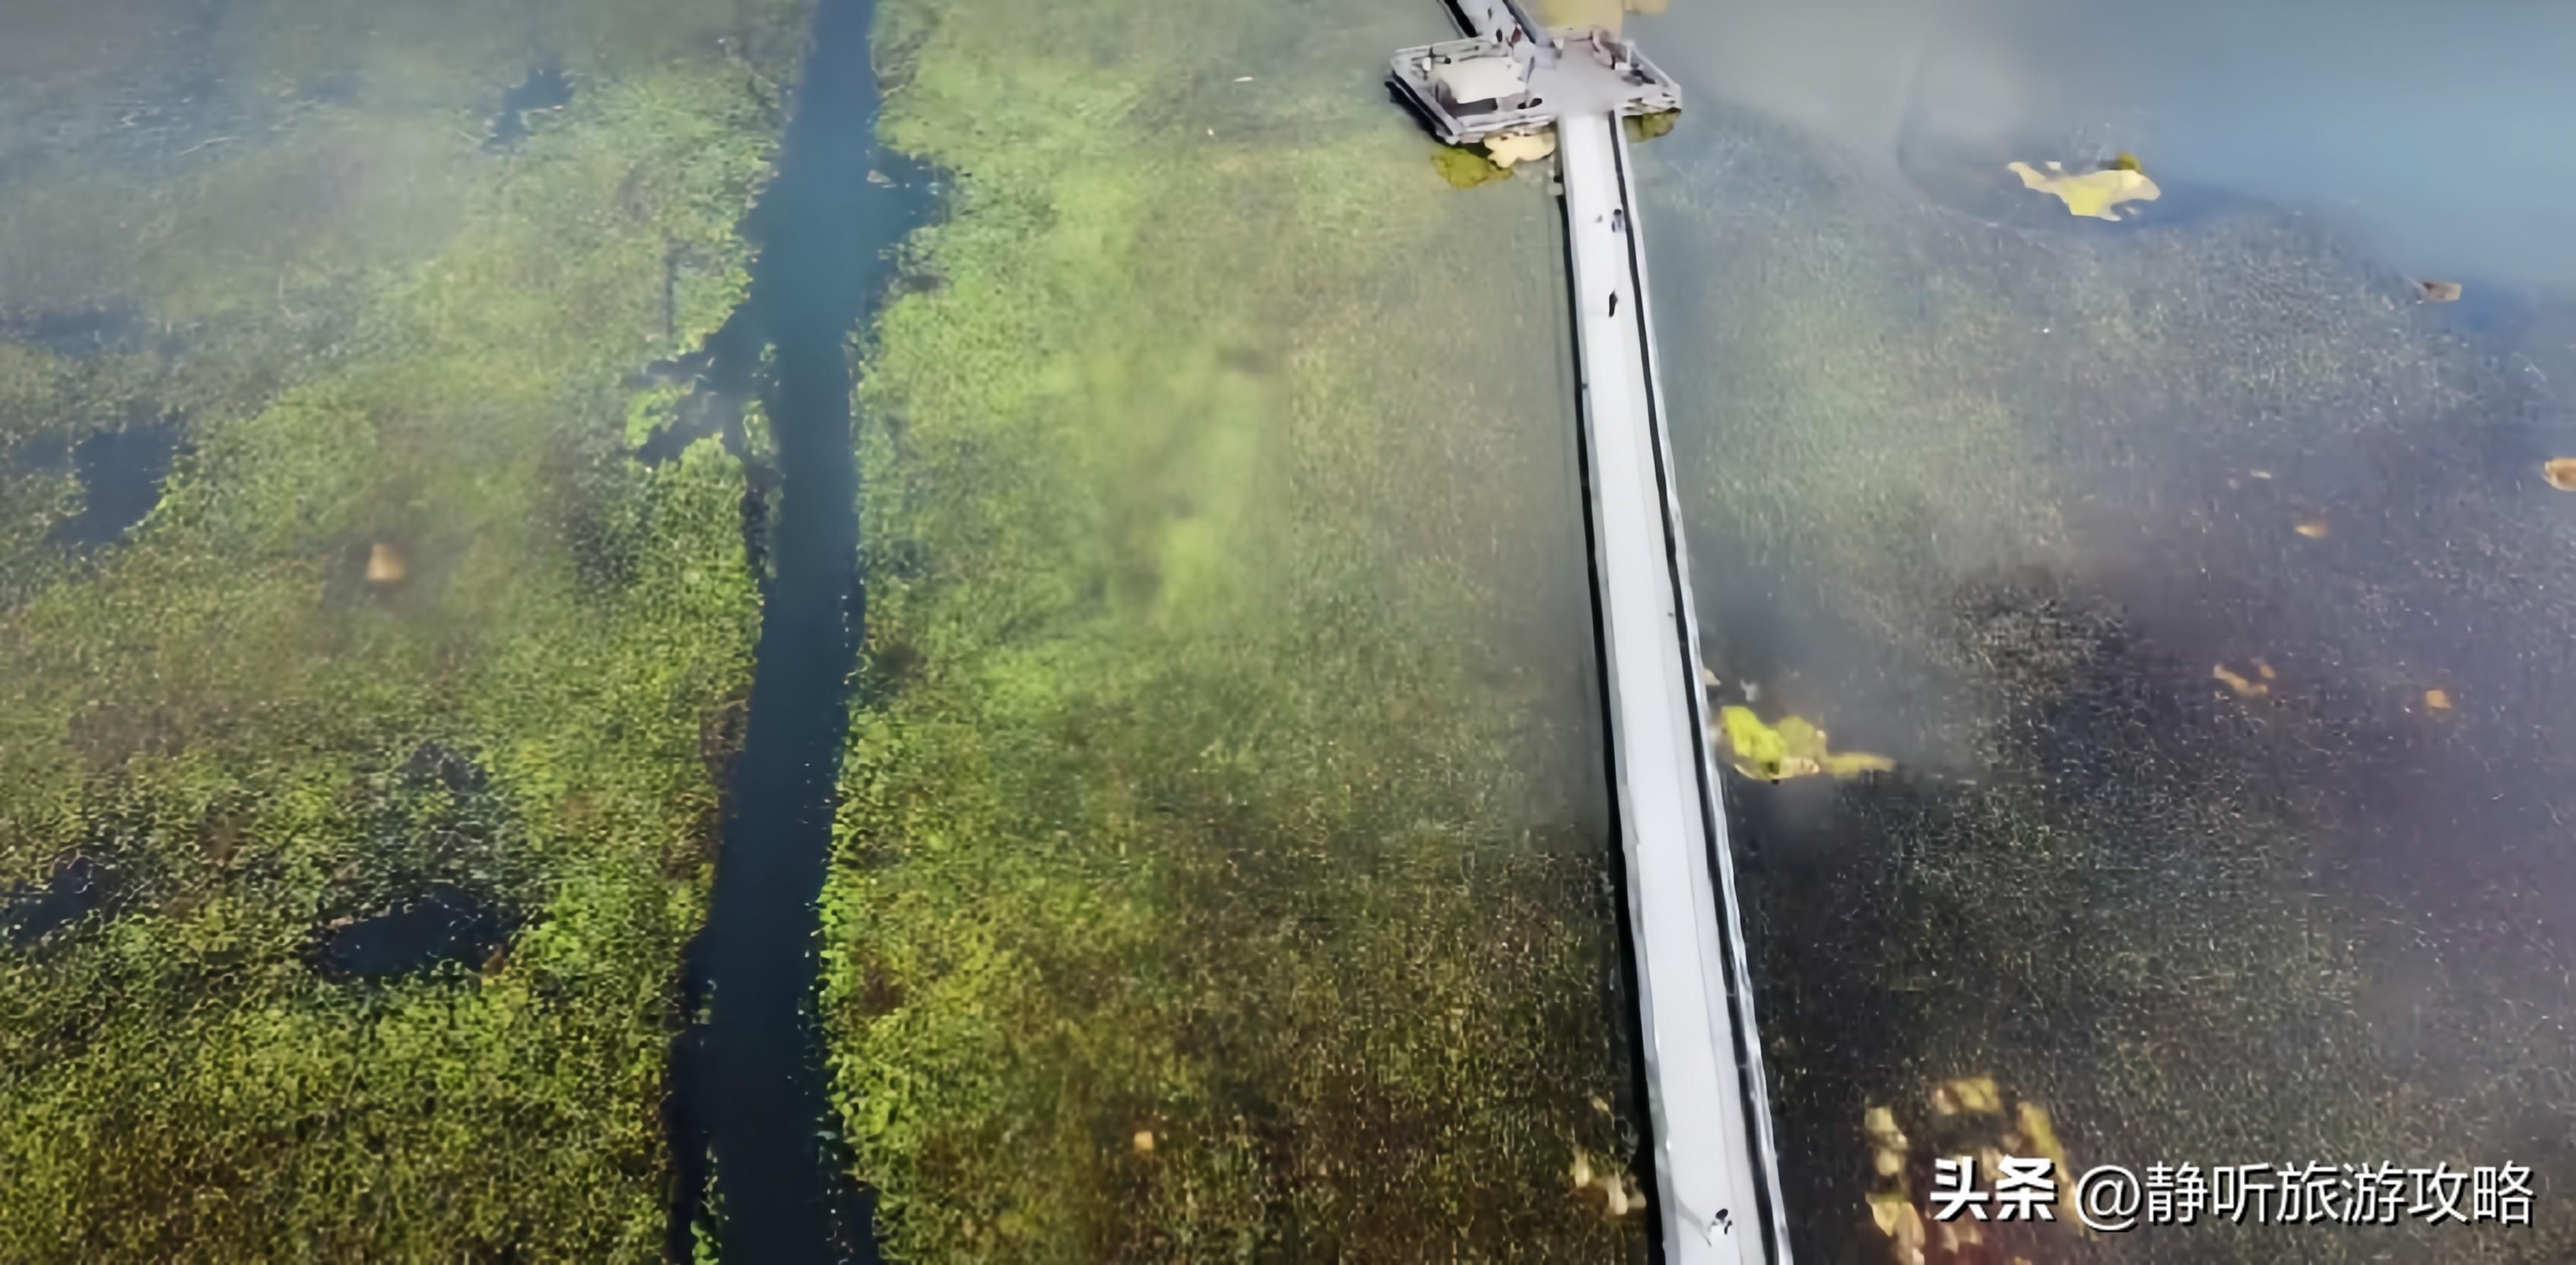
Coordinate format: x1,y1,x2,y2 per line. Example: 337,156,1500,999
664,0,931,1257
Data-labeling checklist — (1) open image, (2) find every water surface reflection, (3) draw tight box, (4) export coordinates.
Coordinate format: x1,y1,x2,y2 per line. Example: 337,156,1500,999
1633,2,2576,1260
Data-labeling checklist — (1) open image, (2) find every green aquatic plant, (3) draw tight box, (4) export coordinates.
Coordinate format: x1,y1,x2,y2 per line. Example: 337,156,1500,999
819,0,1651,1258
1715,705,1893,781
1639,108,2576,1258
1626,109,1680,143
0,5,796,1254
1432,142,1513,189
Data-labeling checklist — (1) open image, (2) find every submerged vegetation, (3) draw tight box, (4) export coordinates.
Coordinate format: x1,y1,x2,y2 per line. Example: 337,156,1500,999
823,0,1645,1257
1625,109,1680,144
1433,142,1515,189
1647,99,2576,1263
0,0,804,1255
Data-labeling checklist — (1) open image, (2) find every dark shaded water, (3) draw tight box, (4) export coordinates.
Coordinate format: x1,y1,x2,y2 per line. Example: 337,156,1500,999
661,0,934,1257
309,884,513,980
1,854,116,950
43,420,181,548
1632,2,2576,1260
487,62,575,150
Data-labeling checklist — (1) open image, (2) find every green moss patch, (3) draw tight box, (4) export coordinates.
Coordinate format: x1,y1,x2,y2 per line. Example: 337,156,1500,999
823,0,1648,1260
0,2,801,1256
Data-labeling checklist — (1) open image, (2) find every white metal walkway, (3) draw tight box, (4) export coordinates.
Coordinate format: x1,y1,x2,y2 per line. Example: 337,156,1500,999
1557,108,1790,1265
1388,5,1791,1259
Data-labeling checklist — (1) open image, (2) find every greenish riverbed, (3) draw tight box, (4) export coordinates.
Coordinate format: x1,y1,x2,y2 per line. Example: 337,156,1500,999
821,0,1651,1258
0,1,803,1256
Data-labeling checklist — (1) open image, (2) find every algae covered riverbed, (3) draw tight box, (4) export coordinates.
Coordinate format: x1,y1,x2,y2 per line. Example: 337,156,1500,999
0,0,807,1255
820,0,1657,1258
5,0,1665,1257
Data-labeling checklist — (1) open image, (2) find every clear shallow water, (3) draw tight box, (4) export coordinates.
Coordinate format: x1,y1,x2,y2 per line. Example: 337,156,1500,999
11,0,2567,1259
1635,2,2576,1260
2,0,1661,1259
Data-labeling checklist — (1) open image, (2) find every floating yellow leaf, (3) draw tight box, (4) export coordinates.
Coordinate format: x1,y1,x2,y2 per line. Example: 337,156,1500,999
1936,1076,2001,1115
2007,159,2161,220
1863,1105,1907,1151
2016,1102,2067,1169
1716,705,1893,782
1868,1188,1911,1238
1824,750,1899,776
1602,1175,1645,1217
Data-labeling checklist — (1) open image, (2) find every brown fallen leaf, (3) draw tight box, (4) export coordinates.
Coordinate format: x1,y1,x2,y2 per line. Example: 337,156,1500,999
1935,1076,2002,1116
2542,458,2576,490
2416,280,2463,303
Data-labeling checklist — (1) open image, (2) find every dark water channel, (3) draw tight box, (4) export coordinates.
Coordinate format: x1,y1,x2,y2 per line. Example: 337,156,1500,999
38,420,182,549
661,0,932,1259
1631,2,2576,1260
